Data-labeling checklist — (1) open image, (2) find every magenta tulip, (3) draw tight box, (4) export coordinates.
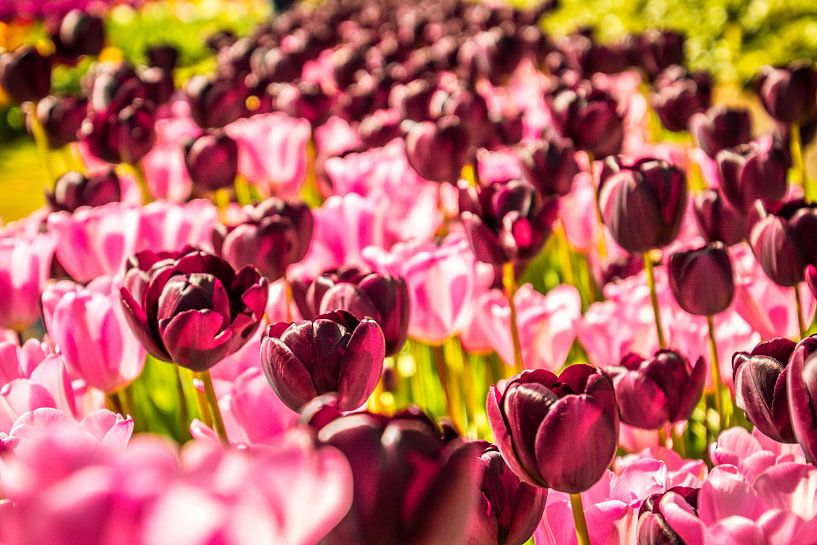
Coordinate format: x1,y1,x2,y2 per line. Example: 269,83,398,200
47,170,121,212
787,334,817,463
80,98,157,165
0,45,52,103
637,486,700,545
405,115,471,183
184,130,239,192
0,233,55,332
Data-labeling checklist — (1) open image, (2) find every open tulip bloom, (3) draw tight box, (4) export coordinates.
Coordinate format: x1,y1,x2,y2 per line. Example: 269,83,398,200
3,2,817,545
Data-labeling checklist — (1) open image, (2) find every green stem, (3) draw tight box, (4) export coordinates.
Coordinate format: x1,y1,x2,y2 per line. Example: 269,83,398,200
588,152,608,261
706,315,725,426
130,161,153,204
502,262,525,374
175,366,193,430
644,252,666,349
432,343,456,425
795,285,807,339
570,493,592,545
671,428,687,458
556,220,576,288
26,102,56,182
791,123,811,201
198,369,228,444
658,426,668,448
106,391,124,415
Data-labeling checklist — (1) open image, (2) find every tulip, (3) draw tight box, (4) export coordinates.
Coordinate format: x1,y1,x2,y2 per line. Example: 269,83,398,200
214,197,313,283
80,98,157,164
359,108,403,148
296,267,409,356
405,115,471,183
732,337,797,443
0,46,52,103
807,265,817,300
46,169,121,212
517,137,579,198
260,310,385,411
50,9,105,59
88,62,148,112
146,44,180,72
608,350,706,429
650,65,712,132
389,78,434,121
486,364,619,493
637,487,700,545
692,188,748,246
141,66,175,106
32,95,87,149
183,131,239,192
185,75,246,129
749,199,817,287
317,411,483,545
599,158,687,254
275,81,333,127
548,85,623,159
0,234,56,332
689,105,752,158
716,141,788,212
119,247,268,371
788,335,817,463
668,243,735,316
561,33,629,76
757,62,817,125
467,442,548,545
430,86,491,148
633,29,686,79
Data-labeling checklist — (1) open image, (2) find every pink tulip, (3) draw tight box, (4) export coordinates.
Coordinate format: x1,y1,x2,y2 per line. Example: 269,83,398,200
313,115,361,159
0,233,56,331
42,276,146,393
709,427,807,482
0,340,54,386
135,199,218,254
6,408,133,453
141,111,201,202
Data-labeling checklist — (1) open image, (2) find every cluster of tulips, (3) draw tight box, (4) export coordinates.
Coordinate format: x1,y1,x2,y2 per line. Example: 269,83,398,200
1,0,817,544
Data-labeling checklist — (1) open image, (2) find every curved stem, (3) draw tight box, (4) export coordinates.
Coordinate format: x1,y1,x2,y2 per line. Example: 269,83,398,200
502,262,524,374
795,285,807,339
588,152,608,261
25,102,56,182
198,370,228,444
283,272,293,323
706,315,725,425
432,343,455,424
643,252,666,349
106,391,124,415
130,161,153,204
570,493,592,545
791,123,811,201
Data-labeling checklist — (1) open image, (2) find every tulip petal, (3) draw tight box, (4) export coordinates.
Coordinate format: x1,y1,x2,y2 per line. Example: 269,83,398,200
337,319,385,411
160,309,232,370
261,336,318,412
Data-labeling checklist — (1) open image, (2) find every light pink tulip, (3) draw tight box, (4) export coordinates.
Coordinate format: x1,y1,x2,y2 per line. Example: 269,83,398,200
0,233,56,331
135,199,218,254
141,112,201,202
709,427,807,482
314,115,361,158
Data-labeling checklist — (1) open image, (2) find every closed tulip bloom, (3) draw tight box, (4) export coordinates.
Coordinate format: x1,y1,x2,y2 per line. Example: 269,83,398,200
318,411,483,545
214,197,313,282
0,234,56,332
297,267,409,356
634,29,686,79
651,65,712,132
637,487,699,545
599,158,687,253
608,350,706,429
690,105,753,158
548,86,623,158
733,337,797,443
757,62,817,125
80,98,156,164
46,169,121,212
51,9,105,59
467,442,548,545
0,46,52,104
459,179,559,265
786,335,817,463
119,247,268,371
716,140,788,212
693,188,748,246
486,364,619,493
405,115,471,183
359,108,403,148
749,199,817,287
32,95,87,149
141,66,175,106
389,78,434,121
185,75,246,129
517,137,579,198
807,265,817,299
88,62,148,112
261,310,385,412
668,243,734,316
146,44,180,72
183,131,239,192
275,81,333,127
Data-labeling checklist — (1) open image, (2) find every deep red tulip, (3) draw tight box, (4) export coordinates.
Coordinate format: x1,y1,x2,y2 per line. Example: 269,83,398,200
757,62,817,125
80,98,156,164
548,85,623,158
690,105,753,158
185,75,247,129
31,95,87,149
51,9,105,59
693,188,748,246
651,65,712,132
786,335,817,463
184,131,239,192
46,169,121,212
749,199,817,287
716,140,788,212
517,136,579,198
0,46,52,103
405,115,471,183
486,365,619,493
668,243,734,316
637,487,699,545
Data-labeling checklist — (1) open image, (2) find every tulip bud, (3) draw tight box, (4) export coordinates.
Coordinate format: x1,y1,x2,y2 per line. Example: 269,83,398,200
275,81,333,127
146,43,180,72
650,65,712,132
517,136,579,198
80,98,156,164
185,75,246,129
119,248,268,371
486,365,619,493
298,267,410,356
668,243,734,316
31,95,87,149
214,198,313,283
693,189,748,246
633,30,685,79
757,62,817,125
548,85,623,158
261,310,386,412
0,46,52,103
749,199,817,287
600,158,687,253
389,78,434,121
733,338,797,443
184,131,239,192
88,62,147,112
608,350,706,429
786,335,817,463
690,105,753,158
486,110,524,149
429,86,491,149
47,169,121,212
51,9,105,59
716,141,788,212
637,487,699,545
467,442,548,545
405,115,471,183
459,179,558,266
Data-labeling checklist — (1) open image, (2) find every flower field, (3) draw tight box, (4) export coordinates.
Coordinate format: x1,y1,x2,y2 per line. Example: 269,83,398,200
1,0,817,544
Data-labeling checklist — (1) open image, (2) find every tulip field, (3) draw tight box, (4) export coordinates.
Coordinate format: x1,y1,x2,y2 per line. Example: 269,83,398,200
3,0,817,544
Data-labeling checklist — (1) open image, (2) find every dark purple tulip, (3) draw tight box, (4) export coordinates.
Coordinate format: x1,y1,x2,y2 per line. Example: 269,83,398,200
749,199,817,287
548,86,623,159
650,65,712,132
119,248,268,371
690,105,753,158
261,310,385,411
88,63,148,112
318,411,483,545
486,365,619,493
668,243,734,316
332,46,367,89
600,158,687,253
486,110,524,149
429,86,491,149
214,197,313,283
389,78,434,121
807,265,817,300
31,95,87,149
358,108,403,148
275,81,333,127
46,169,121,212
51,9,105,59
693,189,748,246
467,442,547,545
786,335,817,464
0,46,52,103
633,29,685,79
297,267,409,356
562,33,629,76
716,141,788,212
405,116,471,183
637,487,699,545
253,47,302,84
517,136,579,198
608,350,706,429
141,67,175,106
733,338,797,443
146,44,180,72
757,62,817,125
184,131,239,192
459,179,558,265
80,98,156,164
185,75,246,129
